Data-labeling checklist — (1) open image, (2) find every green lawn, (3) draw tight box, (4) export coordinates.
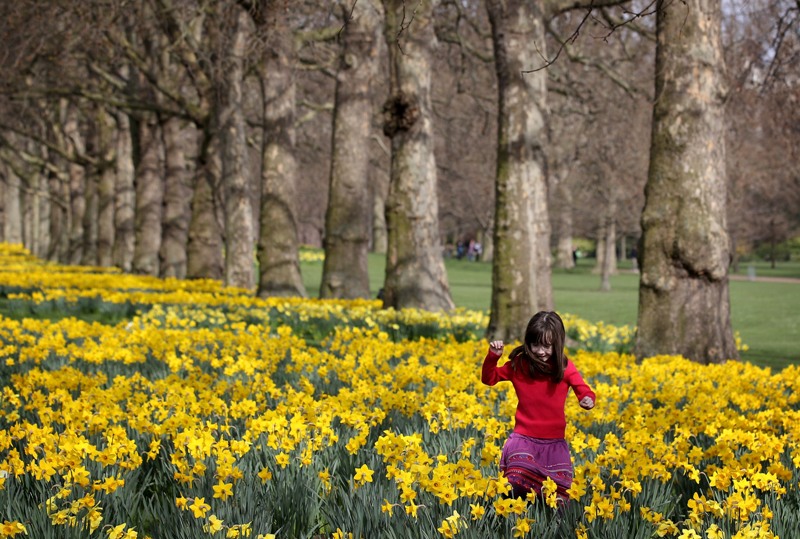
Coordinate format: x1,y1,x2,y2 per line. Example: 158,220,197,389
301,254,800,370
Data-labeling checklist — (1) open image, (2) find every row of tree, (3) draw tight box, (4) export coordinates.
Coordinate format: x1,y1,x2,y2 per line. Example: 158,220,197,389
1,0,798,363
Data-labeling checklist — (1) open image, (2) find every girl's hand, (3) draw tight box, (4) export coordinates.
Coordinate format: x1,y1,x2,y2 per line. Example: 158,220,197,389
488,340,504,356
579,396,595,410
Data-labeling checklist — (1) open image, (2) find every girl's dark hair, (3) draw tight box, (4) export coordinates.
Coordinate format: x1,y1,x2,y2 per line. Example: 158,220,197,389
508,311,567,382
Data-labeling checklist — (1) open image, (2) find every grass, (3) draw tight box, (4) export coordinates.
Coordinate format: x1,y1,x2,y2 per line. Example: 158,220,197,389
301,253,800,370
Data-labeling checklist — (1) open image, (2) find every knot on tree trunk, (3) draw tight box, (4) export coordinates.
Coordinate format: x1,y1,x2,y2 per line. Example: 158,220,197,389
382,92,419,137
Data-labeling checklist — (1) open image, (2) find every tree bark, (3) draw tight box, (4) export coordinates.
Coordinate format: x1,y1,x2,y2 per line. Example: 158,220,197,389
132,113,164,275
380,0,454,311
553,174,575,269
320,0,383,299
97,107,116,267
486,0,552,340
159,117,193,278
2,162,22,245
81,158,99,266
19,145,43,257
600,203,617,291
635,0,737,363
63,103,86,265
0,165,4,242
186,132,225,280
255,1,306,298
371,168,389,254
593,231,605,274
46,160,70,263
113,109,136,272
220,9,256,290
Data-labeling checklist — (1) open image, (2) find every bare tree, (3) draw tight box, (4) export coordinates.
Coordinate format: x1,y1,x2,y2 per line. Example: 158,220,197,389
320,0,384,299
485,0,636,340
380,0,455,311
132,112,164,275
96,106,117,267
725,0,800,269
635,0,737,363
246,0,307,298
113,105,136,272
220,8,257,290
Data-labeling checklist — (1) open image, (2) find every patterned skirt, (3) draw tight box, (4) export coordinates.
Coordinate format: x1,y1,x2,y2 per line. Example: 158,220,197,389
499,433,574,503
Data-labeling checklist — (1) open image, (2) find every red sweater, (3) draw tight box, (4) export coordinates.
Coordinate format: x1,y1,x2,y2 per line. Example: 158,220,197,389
481,350,595,439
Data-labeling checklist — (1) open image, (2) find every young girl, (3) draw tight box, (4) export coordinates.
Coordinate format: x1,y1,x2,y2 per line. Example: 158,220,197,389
481,311,595,503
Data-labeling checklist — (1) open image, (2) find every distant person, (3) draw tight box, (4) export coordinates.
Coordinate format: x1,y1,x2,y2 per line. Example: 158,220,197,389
473,241,482,261
630,246,639,272
456,240,466,260
481,311,595,503
572,248,578,265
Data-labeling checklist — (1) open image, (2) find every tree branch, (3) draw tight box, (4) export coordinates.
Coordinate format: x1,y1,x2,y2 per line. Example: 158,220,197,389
596,5,657,42
547,27,642,98
0,123,97,168
2,87,191,121
437,31,494,63
545,0,634,19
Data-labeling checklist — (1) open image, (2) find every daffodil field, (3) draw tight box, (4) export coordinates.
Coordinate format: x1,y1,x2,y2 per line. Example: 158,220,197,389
0,244,798,539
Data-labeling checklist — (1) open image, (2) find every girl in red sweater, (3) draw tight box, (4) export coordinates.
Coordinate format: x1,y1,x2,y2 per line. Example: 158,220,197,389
482,311,595,503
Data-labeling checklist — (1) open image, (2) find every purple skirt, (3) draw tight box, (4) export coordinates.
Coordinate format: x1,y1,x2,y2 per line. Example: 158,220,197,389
500,433,574,502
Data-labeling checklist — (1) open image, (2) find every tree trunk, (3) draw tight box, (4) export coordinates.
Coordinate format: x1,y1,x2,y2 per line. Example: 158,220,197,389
380,0,454,311
22,162,38,255
159,117,193,278
132,113,164,276
600,204,617,291
554,176,575,269
320,0,383,299
81,161,99,266
593,231,605,274
2,163,22,245
371,169,389,254
486,0,552,340
186,133,224,280
29,166,50,259
635,0,737,364
220,10,256,291
64,103,86,265
113,109,136,272
47,163,70,263
255,1,306,298
97,108,116,267
0,167,4,242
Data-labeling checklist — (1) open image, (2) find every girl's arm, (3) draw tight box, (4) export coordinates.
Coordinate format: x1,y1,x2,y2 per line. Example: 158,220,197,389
481,340,508,386
566,363,596,409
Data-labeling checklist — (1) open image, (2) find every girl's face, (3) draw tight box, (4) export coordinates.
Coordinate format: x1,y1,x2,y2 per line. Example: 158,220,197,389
529,343,553,361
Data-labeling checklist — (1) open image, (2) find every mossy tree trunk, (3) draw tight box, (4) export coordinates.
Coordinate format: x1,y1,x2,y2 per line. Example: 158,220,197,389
254,0,306,298
112,107,136,272
221,9,256,291
159,117,193,279
96,106,116,268
486,0,552,340
320,0,383,300
63,102,86,266
635,0,737,364
380,0,454,312
186,132,224,281
81,151,99,267
1,160,22,245
132,112,164,276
